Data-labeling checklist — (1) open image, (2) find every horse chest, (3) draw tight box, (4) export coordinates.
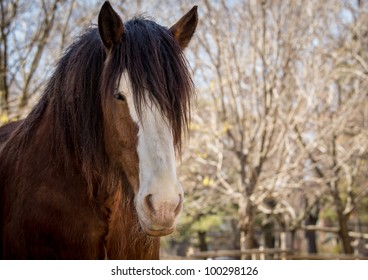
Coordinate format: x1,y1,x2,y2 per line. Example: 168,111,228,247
103,189,160,259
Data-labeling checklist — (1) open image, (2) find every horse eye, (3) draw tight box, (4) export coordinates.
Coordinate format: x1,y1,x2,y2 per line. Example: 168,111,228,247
114,92,126,101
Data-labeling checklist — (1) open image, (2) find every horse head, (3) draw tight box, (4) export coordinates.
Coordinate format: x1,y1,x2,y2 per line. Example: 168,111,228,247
98,1,197,237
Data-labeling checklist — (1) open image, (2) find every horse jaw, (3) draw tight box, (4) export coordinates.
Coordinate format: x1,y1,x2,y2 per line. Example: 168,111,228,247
119,73,184,237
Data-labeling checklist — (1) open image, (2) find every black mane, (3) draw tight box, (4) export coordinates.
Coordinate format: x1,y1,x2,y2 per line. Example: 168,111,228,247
102,17,195,151
6,17,194,179
5,28,105,177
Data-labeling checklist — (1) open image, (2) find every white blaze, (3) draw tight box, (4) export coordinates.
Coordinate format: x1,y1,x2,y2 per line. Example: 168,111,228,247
119,73,183,230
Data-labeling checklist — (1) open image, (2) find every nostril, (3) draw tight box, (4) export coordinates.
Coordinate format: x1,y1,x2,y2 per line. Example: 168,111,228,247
144,194,155,215
174,194,183,216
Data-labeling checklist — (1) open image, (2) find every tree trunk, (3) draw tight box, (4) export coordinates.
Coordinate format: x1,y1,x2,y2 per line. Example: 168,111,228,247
239,198,256,259
231,218,240,251
197,231,208,252
337,210,353,254
262,219,275,249
0,69,8,119
0,8,9,121
305,228,318,254
330,182,354,254
304,203,319,254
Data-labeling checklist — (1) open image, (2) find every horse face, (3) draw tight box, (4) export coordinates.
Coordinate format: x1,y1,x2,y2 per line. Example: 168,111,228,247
98,1,197,237
103,72,183,237
114,73,184,237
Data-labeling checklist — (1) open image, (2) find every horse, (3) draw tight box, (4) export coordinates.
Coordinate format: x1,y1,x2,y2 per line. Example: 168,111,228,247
0,1,197,259
0,120,22,146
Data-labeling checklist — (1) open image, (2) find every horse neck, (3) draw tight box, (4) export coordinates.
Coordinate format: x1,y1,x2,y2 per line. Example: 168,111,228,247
104,181,160,259
1,105,161,259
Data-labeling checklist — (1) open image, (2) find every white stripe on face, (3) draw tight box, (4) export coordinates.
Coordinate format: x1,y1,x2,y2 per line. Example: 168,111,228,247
119,73,183,234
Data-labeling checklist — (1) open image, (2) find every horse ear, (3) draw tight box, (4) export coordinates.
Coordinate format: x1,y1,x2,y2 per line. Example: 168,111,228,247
98,1,124,50
169,6,198,49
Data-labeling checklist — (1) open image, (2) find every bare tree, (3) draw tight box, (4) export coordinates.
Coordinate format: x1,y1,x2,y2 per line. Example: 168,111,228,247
0,0,105,122
188,0,311,254
0,0,18,120
185,0,368,256
292,2,368,253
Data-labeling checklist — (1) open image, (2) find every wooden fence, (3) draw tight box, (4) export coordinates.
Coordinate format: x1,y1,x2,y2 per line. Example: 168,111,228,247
164,249,368,260
161,226,368,260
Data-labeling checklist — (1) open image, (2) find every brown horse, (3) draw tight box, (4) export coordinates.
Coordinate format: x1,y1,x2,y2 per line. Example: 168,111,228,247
0,1,197,259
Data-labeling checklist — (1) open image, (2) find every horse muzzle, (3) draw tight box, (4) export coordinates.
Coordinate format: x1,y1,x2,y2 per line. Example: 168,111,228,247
138,193,183,237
